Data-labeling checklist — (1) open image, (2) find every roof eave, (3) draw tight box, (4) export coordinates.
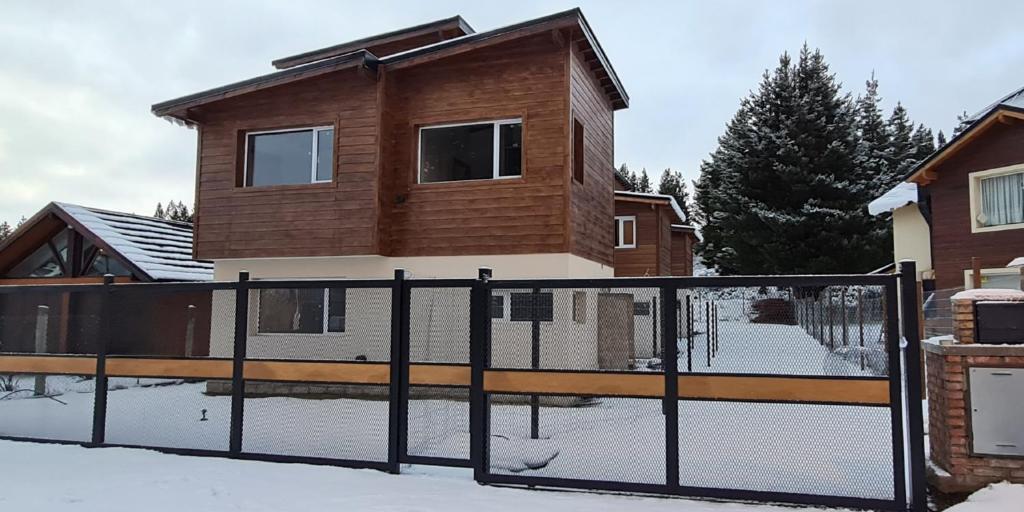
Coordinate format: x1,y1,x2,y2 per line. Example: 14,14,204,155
907,105,1024,185
152,51,379,123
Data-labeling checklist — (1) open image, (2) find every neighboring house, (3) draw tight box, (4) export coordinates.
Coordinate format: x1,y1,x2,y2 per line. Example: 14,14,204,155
150,9,687,369
870,85,1024,292
613,190,697,277
0,202,213,355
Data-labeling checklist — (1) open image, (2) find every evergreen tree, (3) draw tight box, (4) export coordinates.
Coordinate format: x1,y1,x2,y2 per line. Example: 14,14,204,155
694,45,883,274
853,72,890,198
657,168,690,222
0,221,11,242
886,102,917,186
16,216,26,228
154,201,194,223
616,164,636,191
154,202,165,219
936,130,947,147
911,123,936,162
635,169,653,193
953,110,972,135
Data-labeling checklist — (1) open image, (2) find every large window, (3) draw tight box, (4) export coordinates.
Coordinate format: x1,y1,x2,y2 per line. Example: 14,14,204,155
418,119,522,183
244,126,333,187
257,288,346,334
615,216,636,249
970,166,1024,232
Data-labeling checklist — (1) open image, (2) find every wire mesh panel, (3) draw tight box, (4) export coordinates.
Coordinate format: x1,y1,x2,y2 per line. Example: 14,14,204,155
484,285,667,487
678,400,894,499
0,373,96,442
242,381,390,462
406,285,472,462
0,287,104,355
102,284,236,450
681,285,890,376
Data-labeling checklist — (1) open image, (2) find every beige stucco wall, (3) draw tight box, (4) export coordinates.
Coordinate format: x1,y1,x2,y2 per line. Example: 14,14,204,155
892,204,933,279
208,254,624,368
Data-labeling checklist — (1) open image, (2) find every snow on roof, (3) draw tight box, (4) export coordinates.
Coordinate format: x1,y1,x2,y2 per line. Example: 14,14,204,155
868,182,918,216
55,203,213,281
965,85,1024,124
1008,257,1024,268
951,288,1024,302
614,190,689,225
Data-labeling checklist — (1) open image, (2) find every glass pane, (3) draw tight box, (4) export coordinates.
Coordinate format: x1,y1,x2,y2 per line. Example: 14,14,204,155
316,129,334,182
498,123,522,177
327,288,346,333
257,289,323,334
246,130,314,186
622,220,635,246
419,123,494,183
981,273,1022,290
83,254,132,277
979,173,1024,226
5,244,63,278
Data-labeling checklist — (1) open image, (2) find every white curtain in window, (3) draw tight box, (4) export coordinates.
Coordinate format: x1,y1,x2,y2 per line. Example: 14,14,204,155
980,172,1024,226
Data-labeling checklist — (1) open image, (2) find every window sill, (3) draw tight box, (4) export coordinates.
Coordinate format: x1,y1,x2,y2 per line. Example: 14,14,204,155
971,222,1024,234
237,182,334,193
410,176,524,191
615,246,636,250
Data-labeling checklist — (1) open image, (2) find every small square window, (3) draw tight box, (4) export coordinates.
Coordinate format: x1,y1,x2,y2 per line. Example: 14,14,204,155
615,216,636,248
633,301,651,316
572,291,587,323
490,295,505,319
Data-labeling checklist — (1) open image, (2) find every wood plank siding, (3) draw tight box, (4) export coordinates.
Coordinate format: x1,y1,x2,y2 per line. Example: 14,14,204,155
926,121,1024,290
671,230,695,276
380,33,571,257
188,24,621,266
614,201,669,277
568,37,615,266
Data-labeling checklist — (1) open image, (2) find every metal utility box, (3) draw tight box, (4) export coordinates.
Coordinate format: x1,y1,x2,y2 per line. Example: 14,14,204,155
975,301,1024,344
970,367,1024,456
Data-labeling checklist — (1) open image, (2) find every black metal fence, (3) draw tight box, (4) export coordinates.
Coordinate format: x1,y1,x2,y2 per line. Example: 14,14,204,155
0,266,927,511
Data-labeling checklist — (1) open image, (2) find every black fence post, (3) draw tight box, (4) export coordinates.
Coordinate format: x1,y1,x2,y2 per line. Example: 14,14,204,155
470,267,492,483
685,295,693,373
229,271,249,455
90,273,114,445
389,268,408,474
663,282,679,493
705,301,711,368
900,260,927,512
530,286,540,440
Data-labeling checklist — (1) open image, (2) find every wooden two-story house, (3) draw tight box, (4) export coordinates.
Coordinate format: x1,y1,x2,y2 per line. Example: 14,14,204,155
153,10,699,370
153,9,628,282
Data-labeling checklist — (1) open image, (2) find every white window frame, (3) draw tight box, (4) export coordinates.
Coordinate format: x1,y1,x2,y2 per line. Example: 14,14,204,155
968,163,1024,233
243,125,334,187
963,267,1023,290
417,118,523,184
615,215,636,249
255,287,345,336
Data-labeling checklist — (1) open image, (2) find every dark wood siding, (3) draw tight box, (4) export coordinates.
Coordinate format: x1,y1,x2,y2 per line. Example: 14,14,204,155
613,201,659,277
193,71,381,259
658,207,672,275
671,230,695,276
568,38,615,267
927,122,1024,290
380,33,570,257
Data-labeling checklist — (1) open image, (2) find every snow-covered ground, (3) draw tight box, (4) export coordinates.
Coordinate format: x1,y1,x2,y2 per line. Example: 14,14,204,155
1,440,1019,512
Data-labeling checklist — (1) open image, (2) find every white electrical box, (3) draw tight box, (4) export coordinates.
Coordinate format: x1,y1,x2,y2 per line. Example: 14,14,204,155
970,367,1024,456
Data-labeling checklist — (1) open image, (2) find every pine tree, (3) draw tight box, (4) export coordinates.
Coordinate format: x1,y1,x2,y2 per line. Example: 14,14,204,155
657,168,690,222
911,124,935,163
853,72,890,198
0,221,11,242
936,130,947,147
16,216,26,228
953,110,972,135
154,202,166,219
168,201,194,223
616,164,636,191
635,169,653,193
886,103,917,185
694,45,884,274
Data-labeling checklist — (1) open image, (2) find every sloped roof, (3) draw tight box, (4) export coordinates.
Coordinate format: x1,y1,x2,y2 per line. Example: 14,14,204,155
868,182,918,216
54,203,212,281
153,8,628,123
614,190,691,226
906,85,1024,184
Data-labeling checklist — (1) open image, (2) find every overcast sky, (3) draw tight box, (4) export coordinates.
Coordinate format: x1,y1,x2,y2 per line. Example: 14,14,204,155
1,1,1022,225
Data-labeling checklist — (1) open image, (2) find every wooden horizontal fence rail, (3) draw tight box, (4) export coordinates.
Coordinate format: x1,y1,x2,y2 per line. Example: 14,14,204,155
482,369,890,405
0,355,97,376
243,360,391,384
409,364,471,386
105,358,233,379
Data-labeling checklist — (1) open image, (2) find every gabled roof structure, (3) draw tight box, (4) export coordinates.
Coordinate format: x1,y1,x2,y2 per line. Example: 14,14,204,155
153,8,628,124
0,202,212,282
